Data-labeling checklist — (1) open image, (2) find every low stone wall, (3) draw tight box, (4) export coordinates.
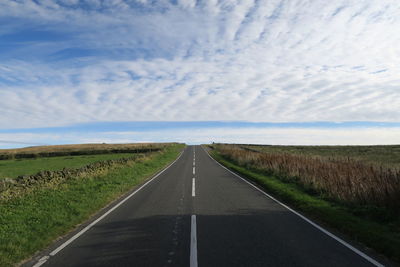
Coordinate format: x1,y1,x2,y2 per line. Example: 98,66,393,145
0,154,148,201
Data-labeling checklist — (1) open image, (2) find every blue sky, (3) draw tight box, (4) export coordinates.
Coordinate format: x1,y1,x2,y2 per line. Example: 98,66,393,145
1,0,399,147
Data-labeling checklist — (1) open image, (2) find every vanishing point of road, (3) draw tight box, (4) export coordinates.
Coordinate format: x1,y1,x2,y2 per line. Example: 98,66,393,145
29,146,384,267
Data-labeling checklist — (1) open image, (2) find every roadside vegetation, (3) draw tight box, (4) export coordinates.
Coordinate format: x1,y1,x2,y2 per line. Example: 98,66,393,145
208,144,400,263
0,143,184,266
242,144,400,168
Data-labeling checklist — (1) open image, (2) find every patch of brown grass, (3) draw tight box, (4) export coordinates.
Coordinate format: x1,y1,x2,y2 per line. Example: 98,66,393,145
215,144,400,209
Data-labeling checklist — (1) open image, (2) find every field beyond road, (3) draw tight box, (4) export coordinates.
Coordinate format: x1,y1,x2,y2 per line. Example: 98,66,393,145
0,143,165,160
0,153,135,179
242,144,400,168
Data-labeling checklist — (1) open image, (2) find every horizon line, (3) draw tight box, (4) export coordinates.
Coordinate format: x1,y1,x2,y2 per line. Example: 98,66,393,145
1,121,400,134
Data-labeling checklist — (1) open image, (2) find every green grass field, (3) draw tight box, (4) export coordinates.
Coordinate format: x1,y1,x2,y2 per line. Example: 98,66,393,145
243,145,400,168
0,144,184,266
0,153,135,178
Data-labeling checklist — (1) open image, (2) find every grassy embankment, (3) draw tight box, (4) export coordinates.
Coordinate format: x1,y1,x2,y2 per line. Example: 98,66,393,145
208,144,400,263
0,143,184,266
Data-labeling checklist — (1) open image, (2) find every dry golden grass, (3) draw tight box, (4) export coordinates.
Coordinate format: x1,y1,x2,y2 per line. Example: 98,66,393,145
215,144,400,209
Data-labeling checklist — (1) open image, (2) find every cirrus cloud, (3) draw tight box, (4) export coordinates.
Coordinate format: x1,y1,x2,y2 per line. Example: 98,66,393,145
0,0,399,131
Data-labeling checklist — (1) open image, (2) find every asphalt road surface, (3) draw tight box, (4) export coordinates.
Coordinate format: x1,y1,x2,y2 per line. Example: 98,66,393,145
30,146,383,267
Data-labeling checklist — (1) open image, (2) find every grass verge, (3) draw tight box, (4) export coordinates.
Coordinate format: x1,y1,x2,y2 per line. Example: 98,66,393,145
0,144,184,267
209,148,400,264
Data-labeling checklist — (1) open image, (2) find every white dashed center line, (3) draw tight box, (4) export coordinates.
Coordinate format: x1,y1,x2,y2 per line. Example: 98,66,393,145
190,215,198,267
192,178,196,197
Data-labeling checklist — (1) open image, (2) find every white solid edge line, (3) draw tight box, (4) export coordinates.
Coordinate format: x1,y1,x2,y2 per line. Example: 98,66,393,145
192,178,196,197
202,147,384,267
32,256,50,267
33,149,185,264
190,215,198,267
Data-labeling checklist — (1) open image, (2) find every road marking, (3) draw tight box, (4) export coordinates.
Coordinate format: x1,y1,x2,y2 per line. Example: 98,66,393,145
202,147,384,267
193,166,195,175
32,256,49,267
192,178,196,197
33,150,185,266
190,215,198,267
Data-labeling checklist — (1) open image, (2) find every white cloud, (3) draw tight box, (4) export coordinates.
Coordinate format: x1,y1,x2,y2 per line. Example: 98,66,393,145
0,0,399,129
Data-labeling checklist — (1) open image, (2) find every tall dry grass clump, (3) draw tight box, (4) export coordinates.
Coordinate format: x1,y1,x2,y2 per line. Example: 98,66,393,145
216,145,400,209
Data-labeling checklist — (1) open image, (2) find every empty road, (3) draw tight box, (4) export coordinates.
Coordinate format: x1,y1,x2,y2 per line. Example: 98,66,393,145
30,146,383,267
